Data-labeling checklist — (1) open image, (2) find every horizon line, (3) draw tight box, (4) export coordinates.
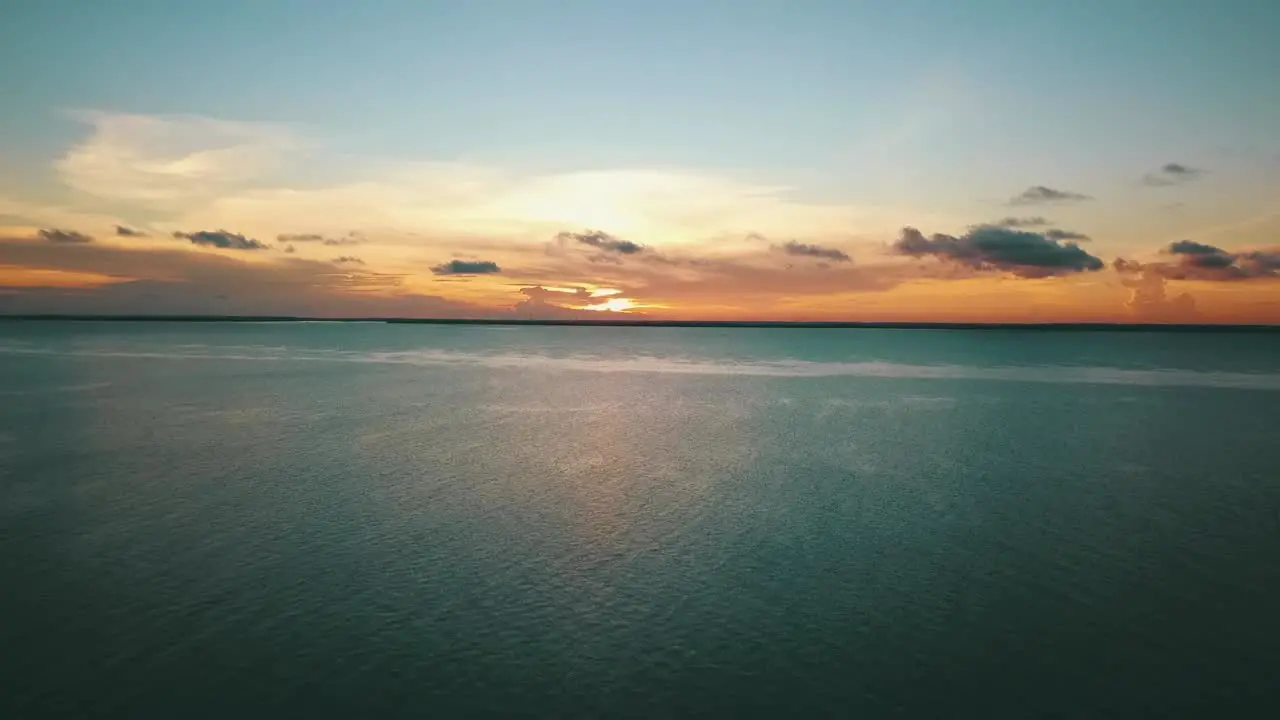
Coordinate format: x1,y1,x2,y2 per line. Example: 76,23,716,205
2,315,1278,332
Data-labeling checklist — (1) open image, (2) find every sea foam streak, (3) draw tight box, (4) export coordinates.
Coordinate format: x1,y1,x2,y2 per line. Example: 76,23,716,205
2,343,1278,390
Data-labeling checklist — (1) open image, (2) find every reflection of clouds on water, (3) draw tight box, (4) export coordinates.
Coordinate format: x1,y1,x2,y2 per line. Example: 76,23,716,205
2,344,1279,391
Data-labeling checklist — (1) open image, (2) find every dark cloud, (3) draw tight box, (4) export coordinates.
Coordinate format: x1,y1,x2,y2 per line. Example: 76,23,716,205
775,240,851,263
284,244,296,254
277,232,364,247
557,229,646,255
990,216,1051,229
38,228,94,244
1168,240,1224,256
114,225,146,237
430,259,501,276
1008,186,1093,206
1044,228,1091,241
332,256,365,265
173,229,269,251
892,225,1104,277
1143,163,1205,187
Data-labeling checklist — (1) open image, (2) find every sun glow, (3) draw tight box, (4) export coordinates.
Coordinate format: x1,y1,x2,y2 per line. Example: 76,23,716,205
584,298,639,312
581,297,667,313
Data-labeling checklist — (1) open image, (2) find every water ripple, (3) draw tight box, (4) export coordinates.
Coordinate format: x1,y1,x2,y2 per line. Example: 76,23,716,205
1,344,1278,390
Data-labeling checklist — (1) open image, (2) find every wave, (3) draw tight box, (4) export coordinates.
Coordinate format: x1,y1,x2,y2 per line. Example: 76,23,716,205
1,344,1278,390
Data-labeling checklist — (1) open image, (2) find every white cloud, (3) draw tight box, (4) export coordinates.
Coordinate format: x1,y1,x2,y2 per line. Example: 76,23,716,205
170,166,957,252
55,110,302,204
46,111,959,248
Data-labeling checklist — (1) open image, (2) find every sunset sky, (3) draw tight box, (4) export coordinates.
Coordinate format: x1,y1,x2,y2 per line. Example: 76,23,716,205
2,1,1278,323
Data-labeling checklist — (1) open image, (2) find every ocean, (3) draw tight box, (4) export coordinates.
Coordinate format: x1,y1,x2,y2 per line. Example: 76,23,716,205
2,321,1278,718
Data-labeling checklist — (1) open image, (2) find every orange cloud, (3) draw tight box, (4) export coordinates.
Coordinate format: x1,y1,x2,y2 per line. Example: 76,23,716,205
4,220,1279,324
0,264,131,289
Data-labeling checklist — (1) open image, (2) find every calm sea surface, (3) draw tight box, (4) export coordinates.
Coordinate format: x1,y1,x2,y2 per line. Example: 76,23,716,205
2,322,1278,718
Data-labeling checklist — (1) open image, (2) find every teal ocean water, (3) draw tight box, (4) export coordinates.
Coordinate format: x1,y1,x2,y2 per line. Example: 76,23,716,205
2,322,1278,717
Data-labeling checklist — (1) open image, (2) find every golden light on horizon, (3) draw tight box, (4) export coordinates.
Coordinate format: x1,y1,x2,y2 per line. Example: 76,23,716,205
580,297,669,313
0,265,131,289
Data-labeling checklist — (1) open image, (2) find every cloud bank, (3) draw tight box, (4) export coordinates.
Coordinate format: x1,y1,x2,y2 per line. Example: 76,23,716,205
0,233,475,318
1114,241,1280,281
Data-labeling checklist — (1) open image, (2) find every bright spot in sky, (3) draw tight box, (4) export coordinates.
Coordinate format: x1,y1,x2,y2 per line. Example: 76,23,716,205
584,297,643,313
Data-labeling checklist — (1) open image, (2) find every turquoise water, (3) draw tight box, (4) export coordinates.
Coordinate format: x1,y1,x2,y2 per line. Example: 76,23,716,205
2,322,1278,717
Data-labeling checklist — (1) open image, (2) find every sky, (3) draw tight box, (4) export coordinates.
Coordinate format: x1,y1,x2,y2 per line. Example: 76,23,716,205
2,0,1278,323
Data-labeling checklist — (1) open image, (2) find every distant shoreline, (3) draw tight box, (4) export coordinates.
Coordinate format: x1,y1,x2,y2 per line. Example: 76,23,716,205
1,315,1277,333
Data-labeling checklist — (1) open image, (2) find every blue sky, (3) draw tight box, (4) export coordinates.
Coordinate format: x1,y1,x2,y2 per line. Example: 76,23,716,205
6,1,1278,180
2,1,1278,321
